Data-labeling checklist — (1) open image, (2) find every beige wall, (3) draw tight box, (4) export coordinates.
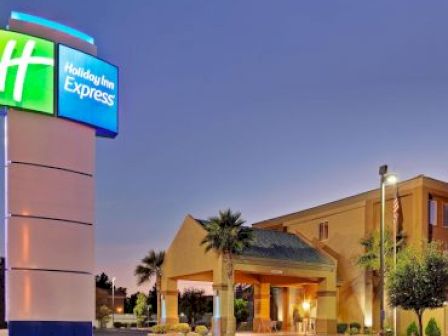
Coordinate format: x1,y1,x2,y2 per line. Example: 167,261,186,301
254,176,448,334
284,202,367,326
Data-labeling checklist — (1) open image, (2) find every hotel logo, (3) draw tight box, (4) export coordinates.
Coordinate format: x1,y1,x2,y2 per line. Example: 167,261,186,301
0,30,55,114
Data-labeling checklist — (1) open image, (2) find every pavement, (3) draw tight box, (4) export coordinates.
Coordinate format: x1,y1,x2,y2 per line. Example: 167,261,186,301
94,330,148,336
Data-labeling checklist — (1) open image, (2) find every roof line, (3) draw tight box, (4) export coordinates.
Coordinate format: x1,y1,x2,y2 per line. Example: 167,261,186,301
253,174,433,227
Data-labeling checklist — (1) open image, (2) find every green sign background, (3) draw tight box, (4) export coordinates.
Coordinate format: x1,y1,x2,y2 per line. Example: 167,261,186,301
0,30,54,114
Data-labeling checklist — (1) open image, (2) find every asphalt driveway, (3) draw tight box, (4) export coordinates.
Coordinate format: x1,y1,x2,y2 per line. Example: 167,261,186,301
94,330,148,336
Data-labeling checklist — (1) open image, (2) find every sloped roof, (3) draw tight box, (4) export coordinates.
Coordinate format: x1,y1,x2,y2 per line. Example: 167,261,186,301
242,228,334,265
196,219,333,266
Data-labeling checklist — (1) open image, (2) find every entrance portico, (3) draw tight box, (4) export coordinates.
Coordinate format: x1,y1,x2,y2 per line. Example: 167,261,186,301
161,215,337,335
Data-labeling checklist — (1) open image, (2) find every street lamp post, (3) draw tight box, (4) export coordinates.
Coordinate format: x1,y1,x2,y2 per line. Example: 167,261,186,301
112,276,116,327
379,165,398,336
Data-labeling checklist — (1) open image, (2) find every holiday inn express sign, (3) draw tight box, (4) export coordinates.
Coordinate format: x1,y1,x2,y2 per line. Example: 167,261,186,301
0,30,55,114
0,29,118,137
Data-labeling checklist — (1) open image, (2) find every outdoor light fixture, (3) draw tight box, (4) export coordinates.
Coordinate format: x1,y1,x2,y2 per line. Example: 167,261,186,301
302,300,310,311
378,165,399,336
384,173,398,186
112,277,116,325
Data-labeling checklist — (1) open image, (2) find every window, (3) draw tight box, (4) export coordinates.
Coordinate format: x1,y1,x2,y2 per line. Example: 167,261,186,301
319,221,329,241
429,200,437,226
443,203,448,228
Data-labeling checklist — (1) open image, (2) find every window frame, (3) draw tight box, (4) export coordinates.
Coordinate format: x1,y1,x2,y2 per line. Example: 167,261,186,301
429,199,437,226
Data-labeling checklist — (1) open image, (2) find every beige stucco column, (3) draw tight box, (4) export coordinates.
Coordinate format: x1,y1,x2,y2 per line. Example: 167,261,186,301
253,283,270,332
282,287,290,330
212,261,235,336
161,278,178,325
316,277,337,334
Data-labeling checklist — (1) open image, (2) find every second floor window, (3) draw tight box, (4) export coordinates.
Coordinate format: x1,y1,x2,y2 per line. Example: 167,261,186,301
429,200,437,226
319,221,329,241
443,203,448,228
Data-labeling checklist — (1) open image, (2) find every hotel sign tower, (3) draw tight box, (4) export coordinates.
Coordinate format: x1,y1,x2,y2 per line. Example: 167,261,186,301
1,12,118,336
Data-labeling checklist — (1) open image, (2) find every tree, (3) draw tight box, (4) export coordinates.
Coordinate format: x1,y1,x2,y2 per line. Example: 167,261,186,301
179,288,210,326
387,242,448,336
148,285,158,315
200,209,253,335
96,272,113,290
135,250,165,323
97,304,112,328
357,229,406,273
200,209,253,278
125,292,140,314
133,292,149,328
234,298,249,324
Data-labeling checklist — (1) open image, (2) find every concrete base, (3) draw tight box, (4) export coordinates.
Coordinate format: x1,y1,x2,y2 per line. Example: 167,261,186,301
9,321,92,336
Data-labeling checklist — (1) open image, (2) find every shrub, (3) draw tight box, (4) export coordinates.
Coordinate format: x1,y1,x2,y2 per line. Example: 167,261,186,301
350,322,361,330
349,327,360,335
337,323,348,334
407,322,419,336
363,327,373,335
425,318,441,336
170,323,191,334
151,324,171,334
194,325,208,336
113,322,123,329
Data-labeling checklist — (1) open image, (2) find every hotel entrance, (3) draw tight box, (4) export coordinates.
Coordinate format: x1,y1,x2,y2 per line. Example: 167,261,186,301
161,215,338,335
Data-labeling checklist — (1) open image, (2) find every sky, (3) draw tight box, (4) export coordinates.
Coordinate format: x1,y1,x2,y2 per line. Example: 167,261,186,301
1,0,448,294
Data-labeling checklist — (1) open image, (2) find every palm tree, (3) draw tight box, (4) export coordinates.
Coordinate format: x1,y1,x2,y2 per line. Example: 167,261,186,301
200,209,253,335
200,209,253,278
135,250,165,323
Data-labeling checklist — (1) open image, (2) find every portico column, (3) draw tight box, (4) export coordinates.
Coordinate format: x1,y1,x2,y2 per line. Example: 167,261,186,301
282,287,290,330
212,263,235,336
253,283,270,332
161,279,178,325
316,277,337,334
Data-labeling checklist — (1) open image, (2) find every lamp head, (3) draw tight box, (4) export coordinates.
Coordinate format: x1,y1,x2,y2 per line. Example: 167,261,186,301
302,301,311,311
384,173,398,186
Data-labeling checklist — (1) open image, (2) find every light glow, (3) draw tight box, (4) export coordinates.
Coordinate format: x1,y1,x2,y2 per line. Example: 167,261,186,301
302,300,311,311
11,11,94,44
385,173,398,186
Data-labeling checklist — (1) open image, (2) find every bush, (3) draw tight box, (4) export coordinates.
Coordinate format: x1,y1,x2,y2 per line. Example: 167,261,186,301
363,327,373,335
425,318,441,336
350,322,361,330
151,324,171,334
170,323,191,334
349,327,360,335
337,323,348,334
407,322,419,336
114,322,123,329
194,325,208,336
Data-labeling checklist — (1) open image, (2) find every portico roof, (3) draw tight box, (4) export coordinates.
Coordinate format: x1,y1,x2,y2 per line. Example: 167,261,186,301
197,219,334,266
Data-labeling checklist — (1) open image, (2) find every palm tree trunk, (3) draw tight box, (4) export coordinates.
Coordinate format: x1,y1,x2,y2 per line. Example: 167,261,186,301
224,252,235,336
156,275,162,324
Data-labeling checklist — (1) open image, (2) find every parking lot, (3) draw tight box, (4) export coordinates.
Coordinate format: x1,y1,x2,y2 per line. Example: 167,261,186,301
94,330,148,336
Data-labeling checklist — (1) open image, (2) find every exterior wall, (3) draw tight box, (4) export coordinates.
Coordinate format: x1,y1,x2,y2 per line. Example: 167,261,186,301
284,202,366,326
162,215,219,281
6,109,96,324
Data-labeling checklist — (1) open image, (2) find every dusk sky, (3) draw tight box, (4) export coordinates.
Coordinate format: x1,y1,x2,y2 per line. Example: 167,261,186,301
1,0,448,294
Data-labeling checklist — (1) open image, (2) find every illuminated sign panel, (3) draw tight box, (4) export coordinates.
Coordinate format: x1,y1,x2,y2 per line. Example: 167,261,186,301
58,45,118,137
0,30,54,114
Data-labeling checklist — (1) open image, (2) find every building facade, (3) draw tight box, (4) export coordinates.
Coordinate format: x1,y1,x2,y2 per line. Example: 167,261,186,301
254,175,448,334
162,175,448,335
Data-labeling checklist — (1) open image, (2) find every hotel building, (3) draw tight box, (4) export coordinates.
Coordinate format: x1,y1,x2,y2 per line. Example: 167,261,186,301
162,175,448,335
